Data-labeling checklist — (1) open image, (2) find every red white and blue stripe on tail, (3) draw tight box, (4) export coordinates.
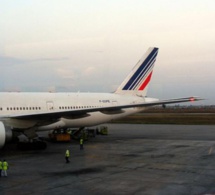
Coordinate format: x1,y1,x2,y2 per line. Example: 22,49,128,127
115,47,159,96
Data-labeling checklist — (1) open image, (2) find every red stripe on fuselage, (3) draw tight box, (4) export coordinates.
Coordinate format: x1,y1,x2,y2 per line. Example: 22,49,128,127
138,71,153,90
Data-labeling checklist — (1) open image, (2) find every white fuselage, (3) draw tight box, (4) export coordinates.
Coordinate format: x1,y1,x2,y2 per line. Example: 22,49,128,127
0,92,155,131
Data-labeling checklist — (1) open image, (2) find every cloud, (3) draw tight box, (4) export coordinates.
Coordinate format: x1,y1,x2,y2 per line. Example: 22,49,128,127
55,67,76,79
82,66,96,77
30,57,69,62
0,56,69,67
0,56,25,66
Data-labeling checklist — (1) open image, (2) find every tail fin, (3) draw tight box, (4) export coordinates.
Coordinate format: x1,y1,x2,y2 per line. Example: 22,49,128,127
115,47,159,96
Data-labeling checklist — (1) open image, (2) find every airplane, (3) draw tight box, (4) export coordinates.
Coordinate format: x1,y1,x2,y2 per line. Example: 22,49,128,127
0,47,201,149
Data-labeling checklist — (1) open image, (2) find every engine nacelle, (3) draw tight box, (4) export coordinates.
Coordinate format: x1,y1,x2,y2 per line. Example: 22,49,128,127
0,121,13,148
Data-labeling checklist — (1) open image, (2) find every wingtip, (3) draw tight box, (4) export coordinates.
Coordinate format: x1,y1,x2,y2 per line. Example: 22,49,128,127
189,96,204,102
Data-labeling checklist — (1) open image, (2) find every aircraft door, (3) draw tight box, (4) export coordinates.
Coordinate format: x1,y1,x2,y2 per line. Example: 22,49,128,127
46,101,54,111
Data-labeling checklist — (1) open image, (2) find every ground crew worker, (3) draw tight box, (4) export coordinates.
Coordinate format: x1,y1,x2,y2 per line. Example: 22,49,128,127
80,138,84,150
1,160,8,177
0,160,2,176
65,149,70,163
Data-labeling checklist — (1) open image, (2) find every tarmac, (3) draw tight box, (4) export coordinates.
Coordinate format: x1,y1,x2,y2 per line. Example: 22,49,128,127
1,124,215,195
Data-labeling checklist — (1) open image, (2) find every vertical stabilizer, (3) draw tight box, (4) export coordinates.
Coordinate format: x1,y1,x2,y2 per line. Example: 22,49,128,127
115,47,158,96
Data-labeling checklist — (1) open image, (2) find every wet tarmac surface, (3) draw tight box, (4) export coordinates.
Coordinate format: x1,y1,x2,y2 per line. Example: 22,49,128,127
1,124,215,195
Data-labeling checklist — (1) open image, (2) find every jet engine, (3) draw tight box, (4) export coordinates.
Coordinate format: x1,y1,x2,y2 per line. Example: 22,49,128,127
0,121,13,148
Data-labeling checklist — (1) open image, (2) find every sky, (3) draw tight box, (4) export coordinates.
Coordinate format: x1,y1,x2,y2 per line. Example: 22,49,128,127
0,0,215,105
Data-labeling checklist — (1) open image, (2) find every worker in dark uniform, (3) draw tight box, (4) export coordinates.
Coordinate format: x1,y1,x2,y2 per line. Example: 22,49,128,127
80,138,84,150
65,149,70,163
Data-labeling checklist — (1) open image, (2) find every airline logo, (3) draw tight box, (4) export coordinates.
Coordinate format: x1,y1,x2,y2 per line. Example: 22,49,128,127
122,47,158,91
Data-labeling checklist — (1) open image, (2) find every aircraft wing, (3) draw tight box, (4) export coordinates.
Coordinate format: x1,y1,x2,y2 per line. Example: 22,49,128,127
4,96,202,120
132,96,203,108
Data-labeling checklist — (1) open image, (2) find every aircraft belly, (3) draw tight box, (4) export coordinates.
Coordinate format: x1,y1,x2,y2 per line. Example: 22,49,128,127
37,120,66,131
62,108,144,127
4,118,38,129
36,108,147,131
62,112,113,127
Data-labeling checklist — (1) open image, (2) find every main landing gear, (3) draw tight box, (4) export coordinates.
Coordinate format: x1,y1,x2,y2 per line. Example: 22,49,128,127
16,129,47,150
